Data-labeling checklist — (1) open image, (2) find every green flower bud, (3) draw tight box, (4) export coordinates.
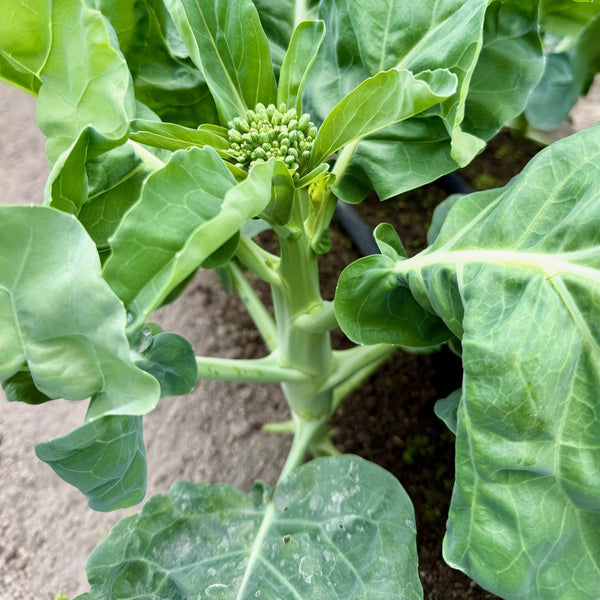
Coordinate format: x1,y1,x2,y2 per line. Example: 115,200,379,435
227,102,318,173
229,129,243,143
298,114,310,130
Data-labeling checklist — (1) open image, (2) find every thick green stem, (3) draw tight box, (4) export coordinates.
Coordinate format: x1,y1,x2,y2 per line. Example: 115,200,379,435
271,187,333,419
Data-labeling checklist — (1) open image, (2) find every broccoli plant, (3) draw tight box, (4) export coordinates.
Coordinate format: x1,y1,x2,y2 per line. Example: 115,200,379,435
1,0,599,599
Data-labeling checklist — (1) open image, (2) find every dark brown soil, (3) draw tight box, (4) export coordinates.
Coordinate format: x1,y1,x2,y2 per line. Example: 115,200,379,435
318,130,544,600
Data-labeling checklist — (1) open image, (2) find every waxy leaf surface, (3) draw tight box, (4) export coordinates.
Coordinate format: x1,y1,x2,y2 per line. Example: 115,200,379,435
0,0,51,93
306,0,543,200
103,148,275,324
35,0,135,164
77,455,422,600
0,205,159,414
335,124,600,599
277,20,325,114
36,415,147,511
309,68,457,170
93,0,220,127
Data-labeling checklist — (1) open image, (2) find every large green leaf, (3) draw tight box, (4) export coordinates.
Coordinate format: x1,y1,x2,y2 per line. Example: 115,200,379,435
308,68,457,170
540,0,600,39
335,124,600,598
310,0,543,200
0,205,160,414
463,0,544,140
102,148,275,325
526,11,600,130
76,455,422,600
0,0,51,94
35,415,147,511
93,0,220,127
35,0,135,164
164,0,277,124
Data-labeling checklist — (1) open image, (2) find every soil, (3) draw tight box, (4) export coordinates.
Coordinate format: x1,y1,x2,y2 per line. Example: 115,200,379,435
0,78,598,600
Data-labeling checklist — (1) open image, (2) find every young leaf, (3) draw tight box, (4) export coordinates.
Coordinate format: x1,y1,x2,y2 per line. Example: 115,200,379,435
277,20,325,114
164,0,277,123
134,332,197,398
129,119,231,152
335,124,600,599
334,254,451,349
102,147,275,325
77,456,423,600
308,68,457,169
260,159,295,226
35,415,146,512
0,205,160,412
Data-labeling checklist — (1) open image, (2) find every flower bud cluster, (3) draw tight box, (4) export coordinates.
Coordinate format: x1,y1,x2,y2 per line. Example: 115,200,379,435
227,103,317,175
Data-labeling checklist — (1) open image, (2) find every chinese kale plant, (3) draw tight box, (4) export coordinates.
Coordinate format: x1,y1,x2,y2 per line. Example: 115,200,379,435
1,0,599,599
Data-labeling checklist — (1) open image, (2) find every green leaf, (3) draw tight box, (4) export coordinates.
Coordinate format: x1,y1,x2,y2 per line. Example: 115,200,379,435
78,144,153,254
0,205,160,414
1,369,52,406
0,0,51,94
334,253,451,349
277,20,325,114
540,0,600,39
336,124,600,598
78,455,422,599
309,68,457,169
526,12,600,130
44,128,94,214
463,1,544,140
164,0,277,123
320,0,543,199
426,193,466,246
35,415,146,512
252,0,320,72
260,159,295,226
103,148,275,325
93,0,220,127
433,388,461,435
303,0,369,125
35,0,135,164
374,223,407,260
135,333,197,397
130,119,231,153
